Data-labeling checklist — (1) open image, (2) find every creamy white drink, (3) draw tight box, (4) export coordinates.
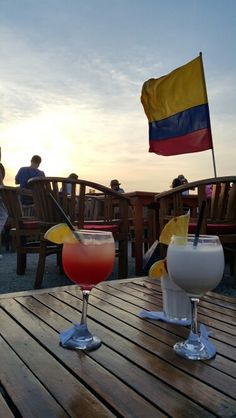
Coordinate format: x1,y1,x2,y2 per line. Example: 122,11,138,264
167,235,224,297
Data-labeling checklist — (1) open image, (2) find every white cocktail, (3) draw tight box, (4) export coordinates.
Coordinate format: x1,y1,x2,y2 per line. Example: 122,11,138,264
167,235,224,360
167,235,224,297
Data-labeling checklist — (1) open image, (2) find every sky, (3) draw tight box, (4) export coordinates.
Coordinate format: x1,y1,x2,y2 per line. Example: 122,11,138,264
0,0,236,192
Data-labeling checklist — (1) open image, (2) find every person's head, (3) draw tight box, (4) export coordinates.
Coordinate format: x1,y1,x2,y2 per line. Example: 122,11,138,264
31,155,42,168
171,178,182,188
68,173,78,180
110,179,121,191
178,174,188,184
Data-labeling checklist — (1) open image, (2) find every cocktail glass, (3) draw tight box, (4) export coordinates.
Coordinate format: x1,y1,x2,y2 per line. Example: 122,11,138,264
161,273,191,322
167,235,224,360
62,229,115,350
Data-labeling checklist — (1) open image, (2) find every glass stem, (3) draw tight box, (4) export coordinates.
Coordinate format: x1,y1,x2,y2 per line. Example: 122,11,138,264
80,290,90,327
190,297,199,335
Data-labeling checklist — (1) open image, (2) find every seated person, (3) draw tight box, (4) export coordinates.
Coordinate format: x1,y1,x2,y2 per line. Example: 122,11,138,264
0,163,8,259
178,174,189,195
171,178,182,188
110,179,125,193
65,173,78,194
170,176,189,214
15,155,45,204
0,163,5,185
205,184,212,197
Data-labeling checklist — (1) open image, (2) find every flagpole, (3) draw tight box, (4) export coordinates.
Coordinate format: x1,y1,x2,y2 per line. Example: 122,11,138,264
199,52,217,178
211,146,217,178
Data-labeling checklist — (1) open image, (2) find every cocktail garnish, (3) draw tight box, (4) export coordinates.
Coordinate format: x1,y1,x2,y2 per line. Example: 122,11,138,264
44,223,78,244
159,213,190,245
149,213,190,279
149,259,167,279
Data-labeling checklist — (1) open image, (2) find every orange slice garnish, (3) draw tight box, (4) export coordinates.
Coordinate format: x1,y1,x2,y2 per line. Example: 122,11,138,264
159,213,190,245
44,223,78,244
149,259,167,279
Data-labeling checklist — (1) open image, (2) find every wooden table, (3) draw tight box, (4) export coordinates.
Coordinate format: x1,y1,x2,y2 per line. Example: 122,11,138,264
1,277,236,417
125,191,158,275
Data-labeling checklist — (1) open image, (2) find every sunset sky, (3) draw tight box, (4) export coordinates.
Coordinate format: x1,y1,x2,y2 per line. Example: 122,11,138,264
1,0,236,192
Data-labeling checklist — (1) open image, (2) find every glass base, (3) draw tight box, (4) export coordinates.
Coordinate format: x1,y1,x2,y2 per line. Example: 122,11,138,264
164,313,190,323
174,336,216,360
60,334,102,351
60,324,102,351
73,335,102,351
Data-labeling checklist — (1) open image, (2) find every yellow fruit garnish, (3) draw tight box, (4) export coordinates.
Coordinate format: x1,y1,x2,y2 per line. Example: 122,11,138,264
149,259,167,279
44,223,78,244
159,213,190,245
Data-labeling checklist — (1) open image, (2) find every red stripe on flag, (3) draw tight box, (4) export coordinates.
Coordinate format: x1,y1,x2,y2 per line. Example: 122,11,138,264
149,128,212,156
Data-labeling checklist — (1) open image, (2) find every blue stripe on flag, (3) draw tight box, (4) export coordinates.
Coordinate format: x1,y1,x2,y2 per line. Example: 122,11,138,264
149,103,210,141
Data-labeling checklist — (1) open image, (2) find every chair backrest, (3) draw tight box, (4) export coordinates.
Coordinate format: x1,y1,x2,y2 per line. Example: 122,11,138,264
0,186,23,228
225,183,236,221
28,176,130,230
0,185,40,253
154,176,236,236
28,177,130,279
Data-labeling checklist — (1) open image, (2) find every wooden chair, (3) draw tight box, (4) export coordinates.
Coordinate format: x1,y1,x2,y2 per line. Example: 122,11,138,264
151,176,236,285
0,186,60,281
28,177,130,287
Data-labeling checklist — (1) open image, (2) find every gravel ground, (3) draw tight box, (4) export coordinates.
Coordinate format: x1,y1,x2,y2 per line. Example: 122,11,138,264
0,247,235,297
0,248,136,294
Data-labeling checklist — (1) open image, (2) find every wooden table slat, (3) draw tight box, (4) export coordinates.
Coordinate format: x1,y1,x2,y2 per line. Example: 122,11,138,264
0,336,69,418
0,299,219,418
0,393,15,418
14,291,236,407
0,300,165,418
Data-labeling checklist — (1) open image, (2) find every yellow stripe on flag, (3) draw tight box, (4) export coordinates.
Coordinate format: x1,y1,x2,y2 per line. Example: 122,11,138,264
141,55,208,122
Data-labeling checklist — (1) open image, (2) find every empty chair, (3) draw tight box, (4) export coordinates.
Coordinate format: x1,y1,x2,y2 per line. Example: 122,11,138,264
0,186,61,282
151,176,236,285
28,177,130,287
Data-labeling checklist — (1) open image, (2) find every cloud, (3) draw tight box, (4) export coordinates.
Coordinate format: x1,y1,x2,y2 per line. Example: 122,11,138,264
1,2,236,193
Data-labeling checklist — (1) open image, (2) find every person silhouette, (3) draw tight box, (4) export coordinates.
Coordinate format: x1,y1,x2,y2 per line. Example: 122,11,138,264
15,155,45,204
15,155,45,188
110,179,125,193
0,163,8,259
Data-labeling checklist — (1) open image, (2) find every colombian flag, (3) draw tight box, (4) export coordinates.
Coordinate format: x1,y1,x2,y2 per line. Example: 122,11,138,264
141,55,213,156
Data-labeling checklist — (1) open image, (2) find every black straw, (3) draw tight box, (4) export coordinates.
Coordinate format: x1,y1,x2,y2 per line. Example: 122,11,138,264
48,192,76,231
193,200,206,246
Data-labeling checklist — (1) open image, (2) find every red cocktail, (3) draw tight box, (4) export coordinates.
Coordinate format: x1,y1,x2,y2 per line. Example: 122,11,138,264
63,235,115,291
61,229,115,350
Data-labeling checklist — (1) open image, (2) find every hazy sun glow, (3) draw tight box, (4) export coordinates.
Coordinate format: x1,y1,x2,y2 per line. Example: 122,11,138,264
1,1,235,192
